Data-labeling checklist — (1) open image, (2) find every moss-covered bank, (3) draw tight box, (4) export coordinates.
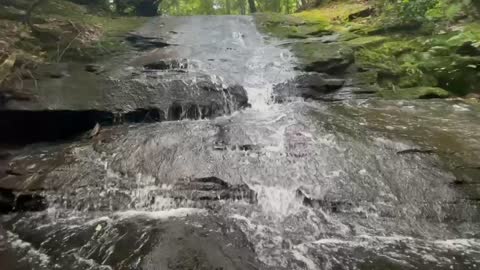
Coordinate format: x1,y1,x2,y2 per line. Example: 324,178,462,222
255,0,480,100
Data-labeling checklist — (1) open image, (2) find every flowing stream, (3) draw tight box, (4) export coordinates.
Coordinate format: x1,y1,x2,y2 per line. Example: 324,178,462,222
1,16,480,270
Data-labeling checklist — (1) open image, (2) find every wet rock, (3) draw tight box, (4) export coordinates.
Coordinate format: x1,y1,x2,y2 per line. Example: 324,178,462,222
451,166,480,201
143,59,189,70
84,64,104,74
3,214,264,270
292,42,354,75
171,177,257,204
0,63,249,142
274,73,345,101
226,84,249,108
143,216,263,270
126,33,170,50
296,189,353,213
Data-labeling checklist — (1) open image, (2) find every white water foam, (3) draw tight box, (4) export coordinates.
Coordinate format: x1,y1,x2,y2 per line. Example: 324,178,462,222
114,208,207,220
8,231,52,267
252,185,303,219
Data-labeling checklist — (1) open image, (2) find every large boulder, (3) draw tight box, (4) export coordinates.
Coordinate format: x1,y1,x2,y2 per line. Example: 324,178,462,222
274,73,345,101
291,42,354,75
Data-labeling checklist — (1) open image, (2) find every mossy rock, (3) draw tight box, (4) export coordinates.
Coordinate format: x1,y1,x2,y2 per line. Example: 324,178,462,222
352,69,378,87
355,39,425,67
292,42,354,74
418,54,480,95
254,13,330,39
346,36,389,48
255,12,305,26
379,87,450,99
294,1,371,24
347,22,385,36
355,38,441,89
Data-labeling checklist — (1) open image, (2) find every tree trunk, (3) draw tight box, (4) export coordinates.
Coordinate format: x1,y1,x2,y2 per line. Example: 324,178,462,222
248,0,256,13
239,0,246,15
226,0,231,14
135,0,162,17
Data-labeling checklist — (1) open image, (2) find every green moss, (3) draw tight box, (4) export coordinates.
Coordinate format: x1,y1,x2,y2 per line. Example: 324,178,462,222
418,54,480,95
355,39,424,74
379,87,450,99
255,13,294,38
292,42,354,74
346,36,389,47
254,12,329,39
294,1,369,24
354,38,444,91
255,1,480,98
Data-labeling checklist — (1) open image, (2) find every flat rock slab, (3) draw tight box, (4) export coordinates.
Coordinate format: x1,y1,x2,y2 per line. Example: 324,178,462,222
1,62,247,116
2,212,266,270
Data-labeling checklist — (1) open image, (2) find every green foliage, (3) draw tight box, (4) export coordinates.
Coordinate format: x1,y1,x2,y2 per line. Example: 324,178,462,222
378,0,474,23
399,0,438,21
379,86,450,99
426,0,465,21
160,0,299,15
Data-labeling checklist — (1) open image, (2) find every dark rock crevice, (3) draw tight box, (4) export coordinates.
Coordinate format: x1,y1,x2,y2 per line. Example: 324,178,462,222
0,109,166,144
0,188,47,214
125,33,170,50
171,177,258,204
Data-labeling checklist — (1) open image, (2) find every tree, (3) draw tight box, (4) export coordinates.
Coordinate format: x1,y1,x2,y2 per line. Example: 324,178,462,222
226,0,231,14
284,0,290,14
136,0,162,16
248,0,256,13
114,0,162,16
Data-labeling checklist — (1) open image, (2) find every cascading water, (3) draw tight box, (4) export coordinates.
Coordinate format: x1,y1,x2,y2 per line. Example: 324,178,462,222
1,16,479,270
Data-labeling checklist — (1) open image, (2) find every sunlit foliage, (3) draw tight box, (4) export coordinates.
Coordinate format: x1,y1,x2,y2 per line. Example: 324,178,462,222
160,0,301,15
